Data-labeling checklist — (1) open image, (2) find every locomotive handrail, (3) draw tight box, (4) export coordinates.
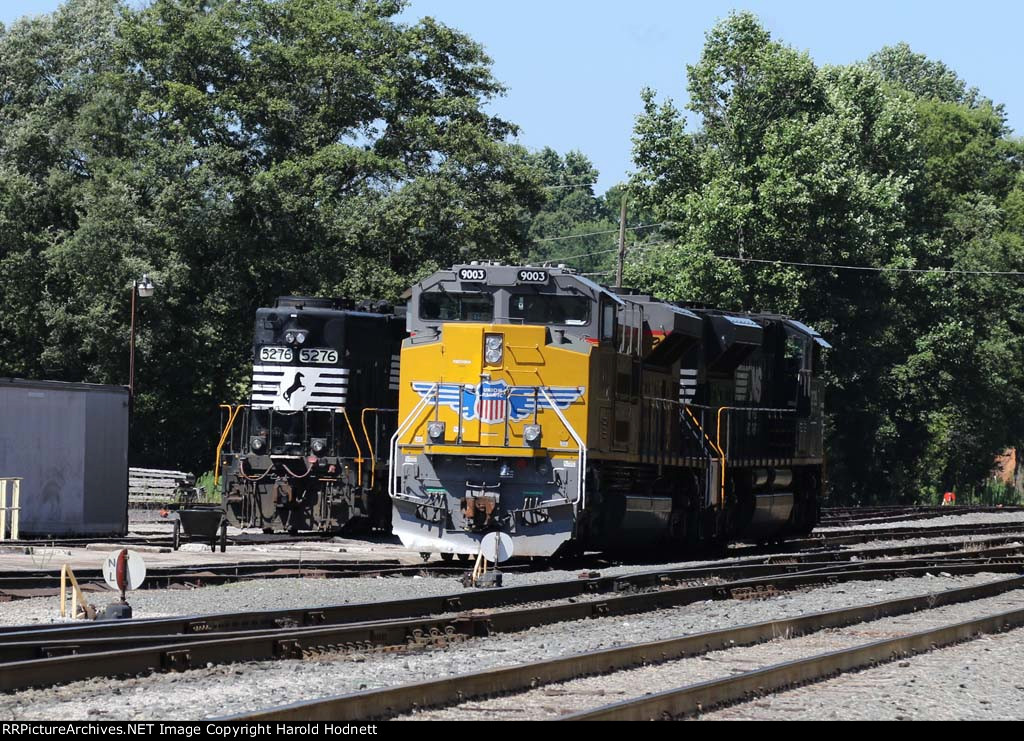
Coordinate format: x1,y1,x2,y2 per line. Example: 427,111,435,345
716,405,799,465
389,383,439,499
715,406,731,508
391,382,585,503
214,404,245,487
337,408,365,488
682,405,725,507
361,407,397,489
538,387,586,507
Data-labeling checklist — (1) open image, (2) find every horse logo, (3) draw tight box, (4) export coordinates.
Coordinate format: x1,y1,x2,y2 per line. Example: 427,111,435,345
283,372,305,402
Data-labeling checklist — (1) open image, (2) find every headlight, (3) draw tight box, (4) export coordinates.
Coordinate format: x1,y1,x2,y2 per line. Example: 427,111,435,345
284,331,295,344
295,332,307,344
484,333,503,365
523,424,542,444
310,438,326,455
250,436,266,452
427,421,446,441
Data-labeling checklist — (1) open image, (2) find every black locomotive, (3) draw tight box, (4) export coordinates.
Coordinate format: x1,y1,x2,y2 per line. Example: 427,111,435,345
218,297,404,533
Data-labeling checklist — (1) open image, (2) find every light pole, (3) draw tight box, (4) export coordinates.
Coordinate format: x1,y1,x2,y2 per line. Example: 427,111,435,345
128,274,155,399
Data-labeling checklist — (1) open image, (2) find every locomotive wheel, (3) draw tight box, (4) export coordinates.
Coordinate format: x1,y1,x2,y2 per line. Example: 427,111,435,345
440,552,454,562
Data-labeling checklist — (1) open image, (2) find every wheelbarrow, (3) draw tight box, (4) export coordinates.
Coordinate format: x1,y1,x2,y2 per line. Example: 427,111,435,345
173,505,227,552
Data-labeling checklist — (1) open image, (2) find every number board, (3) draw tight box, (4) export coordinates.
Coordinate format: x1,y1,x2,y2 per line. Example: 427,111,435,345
259,346,293,363
299,348,339,364
457,267,487,282
516,269,548,284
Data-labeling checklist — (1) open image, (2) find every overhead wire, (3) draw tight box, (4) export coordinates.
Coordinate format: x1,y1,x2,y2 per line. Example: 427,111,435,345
546,238,1024,280
708,254,1024,277
534,223,667,243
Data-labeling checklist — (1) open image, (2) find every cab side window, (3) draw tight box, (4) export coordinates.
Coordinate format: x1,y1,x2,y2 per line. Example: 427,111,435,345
601,301,615,341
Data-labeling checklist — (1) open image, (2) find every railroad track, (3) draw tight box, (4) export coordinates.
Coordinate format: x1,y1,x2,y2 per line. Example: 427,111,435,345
0,532,353,550
821,504,1024,518
5,520,1020,601
3,536,1020,640
771,521,1024,550
216,573,1024,721
2,551,1022,693
0,559,525,599
3,532,1021,635
820,506,1024,527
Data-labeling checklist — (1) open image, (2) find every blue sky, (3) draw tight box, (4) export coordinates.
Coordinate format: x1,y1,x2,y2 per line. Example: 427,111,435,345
3,1,1021,193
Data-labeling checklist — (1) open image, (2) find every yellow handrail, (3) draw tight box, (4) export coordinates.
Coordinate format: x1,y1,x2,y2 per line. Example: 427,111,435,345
213,404,244,488
360,408,396,489
684,406,727,507
338,408,364,488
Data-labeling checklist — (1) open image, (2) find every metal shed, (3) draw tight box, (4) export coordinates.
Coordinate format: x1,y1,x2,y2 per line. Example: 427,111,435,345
0,378,129,537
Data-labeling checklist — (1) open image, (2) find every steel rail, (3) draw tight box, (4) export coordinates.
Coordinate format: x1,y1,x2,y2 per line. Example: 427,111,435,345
821,505,1024,517
3,550,1020,664
0,560,502,595
2,541,1019,646
0,529,392,549
821,509,1024,527
218,573,1024,721
566,604,1024,720
3,560,1021,691
3,537,1011,594
771,522,1024,550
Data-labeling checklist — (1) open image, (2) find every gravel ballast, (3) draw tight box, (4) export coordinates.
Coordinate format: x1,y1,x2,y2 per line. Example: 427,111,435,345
0,572,1015,720
402,585,1024,720
701,626,1024,721
2,525,1020,629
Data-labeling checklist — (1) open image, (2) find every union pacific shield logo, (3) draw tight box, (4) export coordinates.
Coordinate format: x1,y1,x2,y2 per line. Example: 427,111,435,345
411,381,584,424
476,381,507,424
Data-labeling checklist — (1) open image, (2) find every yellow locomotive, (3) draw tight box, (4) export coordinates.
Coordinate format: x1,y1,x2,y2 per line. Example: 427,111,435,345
390,263,826,557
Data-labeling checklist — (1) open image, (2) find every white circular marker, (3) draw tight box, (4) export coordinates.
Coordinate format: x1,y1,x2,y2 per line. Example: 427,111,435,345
102,549,147,592
479,532,514,564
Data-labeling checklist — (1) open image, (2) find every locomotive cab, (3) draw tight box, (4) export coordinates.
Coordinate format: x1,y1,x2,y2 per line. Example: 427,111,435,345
393,264,614,556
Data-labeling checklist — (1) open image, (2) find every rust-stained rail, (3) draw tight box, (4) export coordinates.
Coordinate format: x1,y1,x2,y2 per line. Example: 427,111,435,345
4,560,1023,691
221,573,1024,721
567,604,1024,720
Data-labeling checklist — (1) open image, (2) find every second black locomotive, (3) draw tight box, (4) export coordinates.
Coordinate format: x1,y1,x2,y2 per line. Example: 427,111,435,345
218,297,404,532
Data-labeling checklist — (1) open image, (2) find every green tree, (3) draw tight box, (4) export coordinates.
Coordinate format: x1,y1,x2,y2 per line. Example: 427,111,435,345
523,147,616,277
0,0,545,471
626,12,1024,504
522,148,661,282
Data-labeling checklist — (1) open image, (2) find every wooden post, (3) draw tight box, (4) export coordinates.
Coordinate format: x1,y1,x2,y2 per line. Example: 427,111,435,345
60,564,67,618
59,563,93,619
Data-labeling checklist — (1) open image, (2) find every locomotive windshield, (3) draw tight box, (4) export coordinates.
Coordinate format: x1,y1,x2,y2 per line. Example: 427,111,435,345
420,292,494,321
509,293,591,326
